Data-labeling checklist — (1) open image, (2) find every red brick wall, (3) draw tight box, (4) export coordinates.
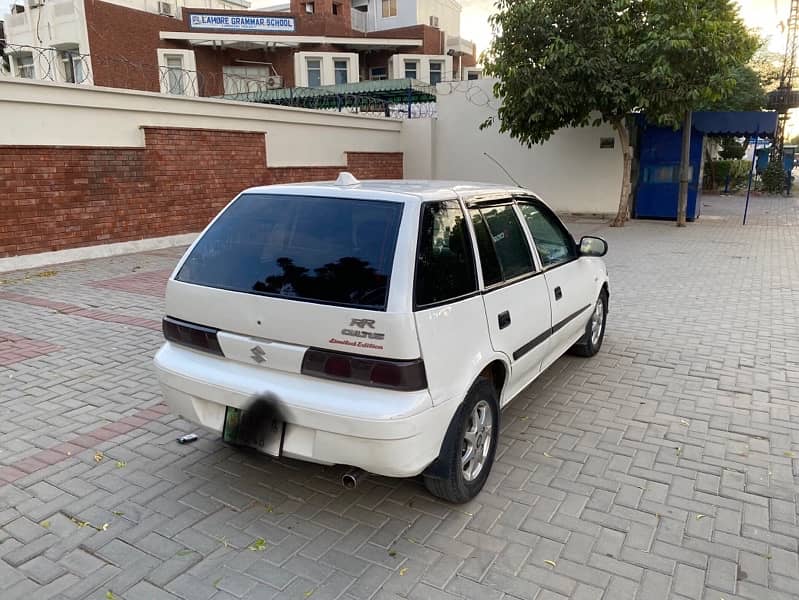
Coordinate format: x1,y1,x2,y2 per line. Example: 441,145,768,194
0,128,403,258
82,1,467,94
84,0,188,91
369,25,444,54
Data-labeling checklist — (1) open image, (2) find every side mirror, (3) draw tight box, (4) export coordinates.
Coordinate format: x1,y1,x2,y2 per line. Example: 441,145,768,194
579,236,608,257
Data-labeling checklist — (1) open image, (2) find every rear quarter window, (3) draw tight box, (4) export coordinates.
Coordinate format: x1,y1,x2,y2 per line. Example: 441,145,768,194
415,200,477,307
177,194,403,310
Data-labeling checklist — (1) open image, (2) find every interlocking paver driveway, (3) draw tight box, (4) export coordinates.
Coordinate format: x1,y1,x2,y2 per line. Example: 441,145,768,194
1,195,797,600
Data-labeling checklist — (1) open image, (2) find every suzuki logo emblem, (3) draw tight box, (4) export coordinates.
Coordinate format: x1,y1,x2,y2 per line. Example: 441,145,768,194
250,346,266,364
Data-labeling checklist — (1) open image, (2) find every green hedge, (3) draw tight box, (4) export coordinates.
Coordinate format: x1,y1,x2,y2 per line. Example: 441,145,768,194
705,159,751,191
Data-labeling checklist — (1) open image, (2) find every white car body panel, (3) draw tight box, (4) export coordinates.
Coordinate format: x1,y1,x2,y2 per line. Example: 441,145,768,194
153,178,609,480
165,280,422,360
414,296,504,407
482,275,554,405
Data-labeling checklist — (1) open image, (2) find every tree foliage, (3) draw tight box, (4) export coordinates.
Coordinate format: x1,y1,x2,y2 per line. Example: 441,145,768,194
748,46,783,93
481,0,638,146
761,158,786,194
718,137,746,159
481,0,759,225
705,65,766,112
633,0,759,128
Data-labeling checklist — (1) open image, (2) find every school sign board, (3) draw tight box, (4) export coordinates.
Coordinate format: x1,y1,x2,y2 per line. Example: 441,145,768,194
189,14,296,32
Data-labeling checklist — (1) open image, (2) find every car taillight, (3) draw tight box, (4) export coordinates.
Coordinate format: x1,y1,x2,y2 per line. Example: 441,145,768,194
162,316,223,356
301,348,427,391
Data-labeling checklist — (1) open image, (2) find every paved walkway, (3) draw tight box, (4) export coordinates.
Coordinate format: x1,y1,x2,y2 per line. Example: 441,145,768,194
1,195,797,600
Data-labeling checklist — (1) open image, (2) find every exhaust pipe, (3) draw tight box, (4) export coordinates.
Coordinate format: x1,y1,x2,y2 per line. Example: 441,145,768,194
342,468,367,490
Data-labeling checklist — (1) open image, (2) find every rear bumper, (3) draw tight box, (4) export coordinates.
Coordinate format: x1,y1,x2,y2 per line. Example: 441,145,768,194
153,342,458,478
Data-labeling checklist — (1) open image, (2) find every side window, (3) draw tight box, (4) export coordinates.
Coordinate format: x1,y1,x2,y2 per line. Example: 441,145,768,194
518,201,577,268
415,201,478,307
469,203,535,286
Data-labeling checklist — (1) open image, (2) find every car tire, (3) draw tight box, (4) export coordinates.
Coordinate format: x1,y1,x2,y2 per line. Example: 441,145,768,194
423,378,499,504
570,290,608,357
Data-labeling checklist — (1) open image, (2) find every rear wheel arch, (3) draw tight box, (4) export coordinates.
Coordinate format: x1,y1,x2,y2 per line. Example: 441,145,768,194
423,357,507,482
479,359,508,402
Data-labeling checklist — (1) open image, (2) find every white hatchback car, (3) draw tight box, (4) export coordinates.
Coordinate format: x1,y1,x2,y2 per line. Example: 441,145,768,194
154,174,609,503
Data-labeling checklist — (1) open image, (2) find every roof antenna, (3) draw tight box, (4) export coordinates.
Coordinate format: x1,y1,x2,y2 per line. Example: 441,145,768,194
483,152,522,187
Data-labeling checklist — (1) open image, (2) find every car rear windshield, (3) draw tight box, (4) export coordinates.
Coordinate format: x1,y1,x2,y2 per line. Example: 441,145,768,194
176,193,404,310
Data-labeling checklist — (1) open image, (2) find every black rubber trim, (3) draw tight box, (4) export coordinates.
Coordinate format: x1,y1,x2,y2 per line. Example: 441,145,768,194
512,303,592,361
512,329,551,361
552,304,592,334
278,422,287,457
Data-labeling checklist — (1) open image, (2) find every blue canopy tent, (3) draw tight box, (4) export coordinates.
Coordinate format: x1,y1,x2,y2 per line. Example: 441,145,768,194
634,111,778,222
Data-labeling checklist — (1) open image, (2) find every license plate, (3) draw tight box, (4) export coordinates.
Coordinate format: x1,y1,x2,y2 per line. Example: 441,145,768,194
223,406,284,457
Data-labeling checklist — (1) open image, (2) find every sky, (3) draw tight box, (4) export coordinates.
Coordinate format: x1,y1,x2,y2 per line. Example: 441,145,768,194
461,0,791,56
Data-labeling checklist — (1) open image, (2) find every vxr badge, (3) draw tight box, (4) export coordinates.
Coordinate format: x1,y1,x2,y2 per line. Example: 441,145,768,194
250,346,267,364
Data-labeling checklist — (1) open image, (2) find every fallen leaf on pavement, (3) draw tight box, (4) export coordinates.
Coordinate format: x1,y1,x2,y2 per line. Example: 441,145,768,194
248,538,267,551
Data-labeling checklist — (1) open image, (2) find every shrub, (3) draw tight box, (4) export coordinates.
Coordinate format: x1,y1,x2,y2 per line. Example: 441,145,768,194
718,138,746,160
761,158,786,194
706,159,751,191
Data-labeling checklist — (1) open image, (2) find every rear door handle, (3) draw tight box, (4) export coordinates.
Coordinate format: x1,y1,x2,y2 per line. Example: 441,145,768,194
554,286,563,300
498,310,511,329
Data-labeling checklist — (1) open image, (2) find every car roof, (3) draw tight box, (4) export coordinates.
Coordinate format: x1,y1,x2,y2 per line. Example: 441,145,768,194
240,177,529,204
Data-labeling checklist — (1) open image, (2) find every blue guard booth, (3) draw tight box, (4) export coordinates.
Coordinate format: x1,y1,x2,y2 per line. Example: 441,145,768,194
634,111,778,221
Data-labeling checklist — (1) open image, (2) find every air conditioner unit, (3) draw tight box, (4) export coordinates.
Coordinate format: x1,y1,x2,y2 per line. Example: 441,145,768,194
158,1,174,16
429,15,439,27
265,76,283,89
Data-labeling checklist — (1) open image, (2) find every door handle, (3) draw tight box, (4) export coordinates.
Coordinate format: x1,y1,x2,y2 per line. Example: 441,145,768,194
554,286,563,300
498,311,511,329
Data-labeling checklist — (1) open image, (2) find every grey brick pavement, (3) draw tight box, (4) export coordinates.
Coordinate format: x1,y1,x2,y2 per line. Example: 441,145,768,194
1,194,798,599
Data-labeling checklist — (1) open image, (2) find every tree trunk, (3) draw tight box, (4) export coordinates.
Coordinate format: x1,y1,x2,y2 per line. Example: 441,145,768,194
677,110,692,227
610,119,633,227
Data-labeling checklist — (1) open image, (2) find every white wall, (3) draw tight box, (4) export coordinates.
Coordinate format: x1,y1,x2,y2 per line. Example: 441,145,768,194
366,0,418,32
0,78,401,167
401,118,434,178
416,0,460,36
363,0,460,36
406,78,623,215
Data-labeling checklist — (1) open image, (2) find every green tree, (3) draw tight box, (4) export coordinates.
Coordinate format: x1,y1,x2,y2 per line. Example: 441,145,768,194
635,1,758,224
482,0,758,227
761,158,786,194
749,45,783,93
705,65,766,112
718,137,746,159
481,0,641,226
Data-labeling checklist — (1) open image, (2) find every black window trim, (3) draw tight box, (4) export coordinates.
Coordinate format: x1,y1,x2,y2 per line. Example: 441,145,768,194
176,192,404,313
466,197,540,293
412,193,581,311
513,193,580,272
412,198,481,312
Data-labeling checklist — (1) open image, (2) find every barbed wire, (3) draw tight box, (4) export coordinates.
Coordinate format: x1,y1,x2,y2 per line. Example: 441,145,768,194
1,41,495,119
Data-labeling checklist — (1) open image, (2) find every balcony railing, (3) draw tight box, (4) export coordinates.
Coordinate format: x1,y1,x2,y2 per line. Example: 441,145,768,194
446,36,475,57
351,8,367,32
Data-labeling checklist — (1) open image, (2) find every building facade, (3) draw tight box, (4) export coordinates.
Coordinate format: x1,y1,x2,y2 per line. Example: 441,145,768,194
1,0,480,97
